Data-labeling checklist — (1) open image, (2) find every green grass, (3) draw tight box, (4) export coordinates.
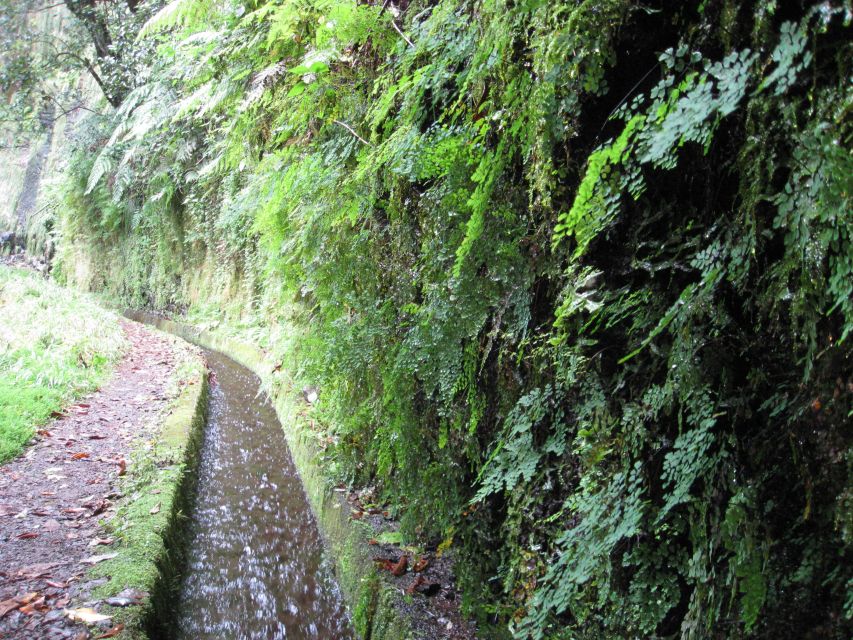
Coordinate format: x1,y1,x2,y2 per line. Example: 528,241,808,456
0,267,125,461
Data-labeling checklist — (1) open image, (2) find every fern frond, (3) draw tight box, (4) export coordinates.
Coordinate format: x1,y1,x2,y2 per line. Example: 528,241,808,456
139,0,214,38
85,148,114,195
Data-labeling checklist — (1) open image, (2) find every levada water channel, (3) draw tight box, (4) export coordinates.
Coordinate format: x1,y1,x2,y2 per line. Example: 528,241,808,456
131,313,354,640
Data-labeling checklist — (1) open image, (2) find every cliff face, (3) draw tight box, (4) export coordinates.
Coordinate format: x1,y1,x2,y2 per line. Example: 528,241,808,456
13,104,55,245
48,1,851,638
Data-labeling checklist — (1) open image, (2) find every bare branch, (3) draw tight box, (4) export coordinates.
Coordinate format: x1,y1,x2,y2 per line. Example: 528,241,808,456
333,120,370,146
390,19,415,48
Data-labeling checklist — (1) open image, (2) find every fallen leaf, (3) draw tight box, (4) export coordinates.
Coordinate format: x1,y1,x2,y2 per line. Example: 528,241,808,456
373,556,408,575
375,531,403,545
412,557,430,572
149,502,161,515
17,564,57,578
406,575,426,596
0,598,20,618
117,588,147,600
85,499,109,516
80,553,118,565
37,429,52,437
87,434,107,440
46,580,66,589
71,452,90,460
96,624,125,638
16,532,39,540
89,537,114,547
44,519,61,531
367,538,379,545
18,593,39,605
19,596,47,615
0,504,17,516
117,460,127,476
391,555,408,576
65,607,111,624
373,558,396,572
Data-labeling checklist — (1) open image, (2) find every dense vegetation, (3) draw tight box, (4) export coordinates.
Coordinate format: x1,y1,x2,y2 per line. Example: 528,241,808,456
0,268,125,461
4,0,851,637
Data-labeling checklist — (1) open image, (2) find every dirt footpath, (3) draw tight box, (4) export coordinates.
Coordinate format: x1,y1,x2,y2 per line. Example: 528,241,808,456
0,320,183,639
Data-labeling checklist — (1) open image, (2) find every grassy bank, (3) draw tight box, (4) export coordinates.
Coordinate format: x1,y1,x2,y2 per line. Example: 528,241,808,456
0,267,125,462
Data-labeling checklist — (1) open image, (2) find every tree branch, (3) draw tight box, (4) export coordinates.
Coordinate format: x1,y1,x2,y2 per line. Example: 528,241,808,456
333,120,371,146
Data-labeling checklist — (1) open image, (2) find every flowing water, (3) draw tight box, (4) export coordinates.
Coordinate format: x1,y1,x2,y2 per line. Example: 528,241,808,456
131,314,354,639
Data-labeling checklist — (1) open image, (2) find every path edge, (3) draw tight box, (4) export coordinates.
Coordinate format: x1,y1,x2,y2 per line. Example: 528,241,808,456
92,333,209,639
125,312,414,640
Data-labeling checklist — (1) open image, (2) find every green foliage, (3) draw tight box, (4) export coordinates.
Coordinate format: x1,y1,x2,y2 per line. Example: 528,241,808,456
45,1,852,638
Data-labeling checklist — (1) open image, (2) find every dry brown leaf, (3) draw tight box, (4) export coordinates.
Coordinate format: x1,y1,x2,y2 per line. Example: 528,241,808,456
391,554,408,576
80,553,118,565
406,575,426,596
19,596,46,615
71,452,90,460
89,537,114,547
412,557,430,572
149,502,161,515
65,607,111,623
96,624,125,638
0,598,21,618
16,532,39,540
17,563,57,578
117,459,127,476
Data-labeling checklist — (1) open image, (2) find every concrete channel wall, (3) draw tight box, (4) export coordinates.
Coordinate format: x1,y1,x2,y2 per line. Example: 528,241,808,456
126,312,415,640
